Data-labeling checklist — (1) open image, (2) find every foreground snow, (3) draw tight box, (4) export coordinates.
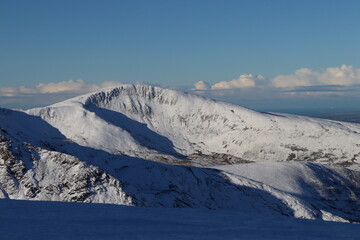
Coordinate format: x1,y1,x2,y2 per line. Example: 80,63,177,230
1,199,359,240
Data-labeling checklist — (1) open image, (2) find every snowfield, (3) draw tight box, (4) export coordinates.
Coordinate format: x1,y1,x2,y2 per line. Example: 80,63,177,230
0,84,359,227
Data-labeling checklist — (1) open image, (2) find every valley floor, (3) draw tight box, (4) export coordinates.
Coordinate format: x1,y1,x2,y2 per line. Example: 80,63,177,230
1,199,359,240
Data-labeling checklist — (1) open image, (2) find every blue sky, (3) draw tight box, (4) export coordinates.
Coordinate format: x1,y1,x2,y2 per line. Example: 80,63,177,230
1,0,360,111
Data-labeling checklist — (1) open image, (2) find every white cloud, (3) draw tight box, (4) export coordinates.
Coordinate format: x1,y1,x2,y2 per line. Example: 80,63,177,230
272,65,360,88
193,74,267,91
193,81,211,90
191,65,360,97
0,80,122,97
211,74,266,89
36,80,88,93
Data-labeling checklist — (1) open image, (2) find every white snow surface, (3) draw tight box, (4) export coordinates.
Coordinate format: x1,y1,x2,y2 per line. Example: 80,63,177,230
216,162,356,196
1,199,359,240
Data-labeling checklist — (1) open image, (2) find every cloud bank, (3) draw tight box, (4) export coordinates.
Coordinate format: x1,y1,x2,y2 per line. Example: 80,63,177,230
0,80,122,97
188,64,360,111
194,74,267,91
211,74,266,89
0,80,123,109
193,65,360,95
272,65,360,88
2,64,360,110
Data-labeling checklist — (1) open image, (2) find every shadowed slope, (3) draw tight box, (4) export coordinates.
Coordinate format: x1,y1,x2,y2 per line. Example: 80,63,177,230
85,105,185,159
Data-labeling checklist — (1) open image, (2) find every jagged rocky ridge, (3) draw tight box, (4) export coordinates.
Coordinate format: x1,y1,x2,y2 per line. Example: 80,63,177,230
0,84,360,223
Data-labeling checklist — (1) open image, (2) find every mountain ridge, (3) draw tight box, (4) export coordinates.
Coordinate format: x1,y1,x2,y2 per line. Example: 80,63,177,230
27,84,360,169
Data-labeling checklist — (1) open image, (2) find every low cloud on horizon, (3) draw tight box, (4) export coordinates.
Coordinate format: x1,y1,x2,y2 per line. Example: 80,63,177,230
194,64,360,95
0,80,123,109
190,64,360,111
2,65,360,111
0,80,123,97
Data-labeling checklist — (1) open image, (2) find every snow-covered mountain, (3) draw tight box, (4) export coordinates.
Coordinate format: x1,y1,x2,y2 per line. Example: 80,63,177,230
27,84,360,169
0,84,359,223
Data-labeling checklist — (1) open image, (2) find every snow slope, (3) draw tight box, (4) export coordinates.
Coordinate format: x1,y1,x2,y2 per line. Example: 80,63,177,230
27,84,360,169
1,199,360,240
0,111,359,222
216,162,360,222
